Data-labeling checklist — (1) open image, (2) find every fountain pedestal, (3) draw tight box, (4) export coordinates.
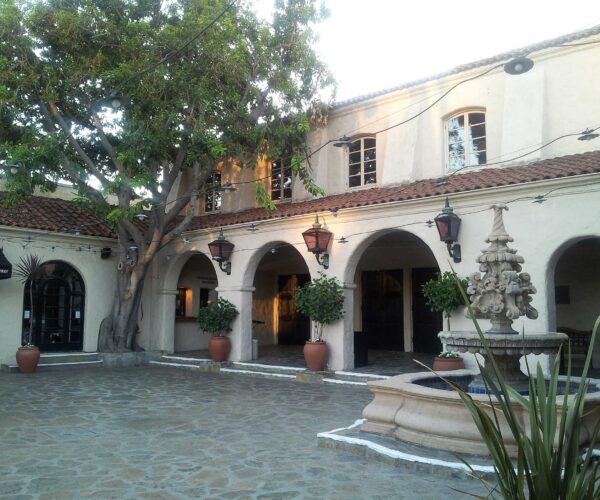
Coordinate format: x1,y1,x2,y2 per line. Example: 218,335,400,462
439,331,567,393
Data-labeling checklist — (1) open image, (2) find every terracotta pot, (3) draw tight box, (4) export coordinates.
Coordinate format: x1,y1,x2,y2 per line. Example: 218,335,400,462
304,341,329,371
432,356,465,371
16,346,41,374
208,335,231,362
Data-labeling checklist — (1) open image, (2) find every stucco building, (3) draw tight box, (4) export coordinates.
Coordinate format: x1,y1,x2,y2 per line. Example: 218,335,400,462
1,26,600,371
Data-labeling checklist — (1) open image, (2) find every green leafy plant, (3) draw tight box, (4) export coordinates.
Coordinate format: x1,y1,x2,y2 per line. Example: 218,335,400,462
438,351,460,359
13,255,45,347
197,298,238,337
295,273,344,342
450,275,600,499
422,271,469,331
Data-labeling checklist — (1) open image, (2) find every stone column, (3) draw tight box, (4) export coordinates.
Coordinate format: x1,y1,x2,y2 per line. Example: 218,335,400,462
323,282,356,371
216,286,255,362
155,288,178,353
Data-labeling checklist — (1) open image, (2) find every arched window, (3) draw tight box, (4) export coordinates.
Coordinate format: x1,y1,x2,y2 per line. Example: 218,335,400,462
22,261,85,351
446,111,486,170
348,136,376,188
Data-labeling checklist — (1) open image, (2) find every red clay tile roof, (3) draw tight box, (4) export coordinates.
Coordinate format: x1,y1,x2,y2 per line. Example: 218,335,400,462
187,150,600,231
1,150,600,236
0,193,115,238
334,25,600,109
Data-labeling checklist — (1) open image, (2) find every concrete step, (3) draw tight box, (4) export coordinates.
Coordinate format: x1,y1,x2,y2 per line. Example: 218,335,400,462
150,355,220,373
332,370,391,384
1,351,104,373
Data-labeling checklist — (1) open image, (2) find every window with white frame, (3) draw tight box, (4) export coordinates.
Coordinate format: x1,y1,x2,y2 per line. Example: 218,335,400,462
348,137,376,188
446,111,486,170
271,159,292,201
204,172,222,212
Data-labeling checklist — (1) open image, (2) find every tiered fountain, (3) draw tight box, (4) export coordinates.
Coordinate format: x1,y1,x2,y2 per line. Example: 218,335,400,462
361,205,600,456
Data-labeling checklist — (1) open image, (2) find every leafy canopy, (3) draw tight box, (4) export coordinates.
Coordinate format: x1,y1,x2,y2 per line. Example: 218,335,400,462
0,0,334,210
422,271,468,317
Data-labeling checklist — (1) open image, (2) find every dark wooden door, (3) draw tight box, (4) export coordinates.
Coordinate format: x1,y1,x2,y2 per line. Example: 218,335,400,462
412,267,443,354
277,274,310,345
361,270,404,350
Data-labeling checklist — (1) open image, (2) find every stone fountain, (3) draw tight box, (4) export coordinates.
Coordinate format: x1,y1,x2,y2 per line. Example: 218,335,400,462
439,204,566,393
360,205,600,456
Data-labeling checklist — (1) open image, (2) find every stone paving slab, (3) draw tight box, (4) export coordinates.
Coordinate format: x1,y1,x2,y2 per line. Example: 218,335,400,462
0,366,488,499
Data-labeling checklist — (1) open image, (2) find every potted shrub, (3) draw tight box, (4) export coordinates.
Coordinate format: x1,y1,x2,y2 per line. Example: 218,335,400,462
197,297,238,362
432,351,465,371
295,273,344,371
422,271,468,332
14,255,45,373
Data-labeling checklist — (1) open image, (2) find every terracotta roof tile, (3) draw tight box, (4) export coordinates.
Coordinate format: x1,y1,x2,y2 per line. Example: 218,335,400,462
0,193,115,238
186,150,600,231
1,150,599,236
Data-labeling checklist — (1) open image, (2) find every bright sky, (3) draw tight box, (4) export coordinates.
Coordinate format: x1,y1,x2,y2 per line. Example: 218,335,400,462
254,0,600,102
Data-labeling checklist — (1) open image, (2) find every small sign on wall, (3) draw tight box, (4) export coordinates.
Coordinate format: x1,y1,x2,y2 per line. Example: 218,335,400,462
75,311,81,319
24,310,30,319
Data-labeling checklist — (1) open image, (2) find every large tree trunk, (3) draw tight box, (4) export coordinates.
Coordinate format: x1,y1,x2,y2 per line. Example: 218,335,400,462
98,257,149,352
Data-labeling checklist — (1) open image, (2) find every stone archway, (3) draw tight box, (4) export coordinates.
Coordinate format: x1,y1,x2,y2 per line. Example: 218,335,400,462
244,241,313,364
343,230,441,362
173,253,219,354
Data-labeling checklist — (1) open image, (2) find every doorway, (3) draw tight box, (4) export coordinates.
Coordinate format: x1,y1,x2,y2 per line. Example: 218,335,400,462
412,267,443,353
277,274,310,345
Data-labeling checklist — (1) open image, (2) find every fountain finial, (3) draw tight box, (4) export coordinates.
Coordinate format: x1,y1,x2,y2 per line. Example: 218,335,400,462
467,204,538,333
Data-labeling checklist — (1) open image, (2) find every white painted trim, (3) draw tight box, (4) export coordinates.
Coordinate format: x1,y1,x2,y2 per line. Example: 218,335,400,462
335,371,390,379
323,378,367,386
220,368,296,379
40,352,99,357
232,361,305,371
163,355,212,362
149,361,200,369
38,361,102,366
318,419,495,474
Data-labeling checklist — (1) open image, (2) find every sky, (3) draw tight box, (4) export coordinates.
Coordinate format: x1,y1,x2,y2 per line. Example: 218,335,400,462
254,0,600,102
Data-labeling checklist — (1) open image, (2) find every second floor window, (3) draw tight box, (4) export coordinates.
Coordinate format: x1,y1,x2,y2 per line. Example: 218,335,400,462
205,172,222,212
447,111,486,170
271,159,292,201
348,137,376,188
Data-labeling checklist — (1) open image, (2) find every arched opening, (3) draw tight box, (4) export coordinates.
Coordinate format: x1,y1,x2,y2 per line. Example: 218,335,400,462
174,253,219,354
22,261,85,351
351,231,441,367
250,243,311,365
553,237,600,371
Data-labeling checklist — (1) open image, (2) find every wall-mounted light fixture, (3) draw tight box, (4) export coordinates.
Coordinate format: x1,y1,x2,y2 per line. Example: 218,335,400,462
302,214,332,269
434,197,462,263
504,56,534,75
333,135,352,148
208,229,234,275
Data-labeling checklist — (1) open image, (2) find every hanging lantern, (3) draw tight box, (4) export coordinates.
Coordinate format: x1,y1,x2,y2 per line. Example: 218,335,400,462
434,197,462,263
0,248,12,279
208,229,234,275
302,214,332,269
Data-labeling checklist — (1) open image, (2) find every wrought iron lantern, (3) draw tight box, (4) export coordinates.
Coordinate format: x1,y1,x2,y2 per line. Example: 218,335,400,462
302,214,332,269
208,229,234,275
434,197,462,263
0,248,12,279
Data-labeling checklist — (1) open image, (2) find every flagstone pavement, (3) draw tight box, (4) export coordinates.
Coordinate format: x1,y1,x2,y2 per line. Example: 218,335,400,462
0,367,487,499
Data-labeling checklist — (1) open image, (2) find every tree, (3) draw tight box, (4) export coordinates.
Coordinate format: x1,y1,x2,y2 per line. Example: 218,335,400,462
0,0,334,351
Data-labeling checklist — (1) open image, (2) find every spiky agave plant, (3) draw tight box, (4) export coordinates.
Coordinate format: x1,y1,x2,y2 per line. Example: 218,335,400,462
13,255,44,346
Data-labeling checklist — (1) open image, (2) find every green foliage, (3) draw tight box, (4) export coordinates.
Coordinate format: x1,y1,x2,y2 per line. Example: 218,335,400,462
197,298,238,336
0,0,334,208
451,274,600,499
253,181,277,211
438,351,460,359
422,271,468,330
13,254,45,346
295,273,344,341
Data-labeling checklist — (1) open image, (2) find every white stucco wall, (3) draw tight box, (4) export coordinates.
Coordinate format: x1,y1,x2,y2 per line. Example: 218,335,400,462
0,228,116,365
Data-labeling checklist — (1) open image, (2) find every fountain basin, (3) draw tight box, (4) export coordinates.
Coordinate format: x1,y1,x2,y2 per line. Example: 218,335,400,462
361,370,600,457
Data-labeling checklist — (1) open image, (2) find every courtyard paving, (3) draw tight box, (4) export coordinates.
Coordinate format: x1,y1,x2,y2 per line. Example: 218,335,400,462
0,367,487,499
